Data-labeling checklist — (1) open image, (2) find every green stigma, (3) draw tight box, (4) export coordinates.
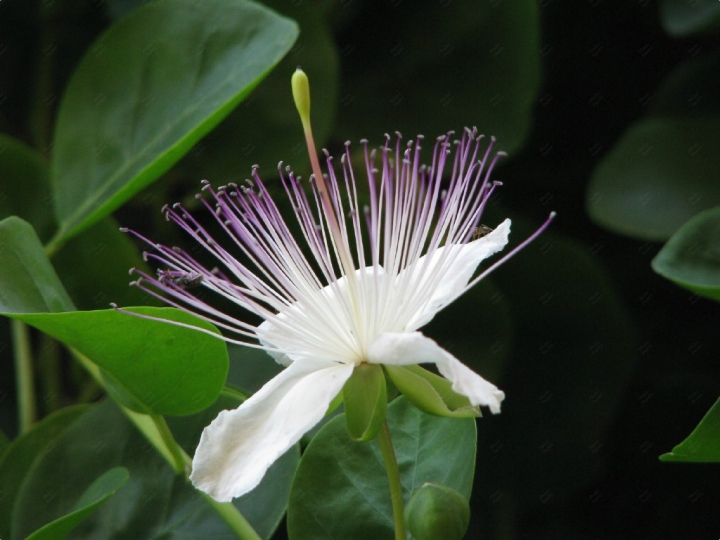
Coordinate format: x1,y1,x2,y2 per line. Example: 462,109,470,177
292,67,312,133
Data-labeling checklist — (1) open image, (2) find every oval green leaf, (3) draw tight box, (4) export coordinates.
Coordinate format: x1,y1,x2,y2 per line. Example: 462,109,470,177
25,467,129,540
10,307,228,416
287,397,476,540
587,116,720,241
660,397,720,462
660,0,720,37
652,206,720,301
51,0,299,242
0,217,75,314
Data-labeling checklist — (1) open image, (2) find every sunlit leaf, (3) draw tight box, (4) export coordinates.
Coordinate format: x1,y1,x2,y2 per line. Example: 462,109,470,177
10,308,228,416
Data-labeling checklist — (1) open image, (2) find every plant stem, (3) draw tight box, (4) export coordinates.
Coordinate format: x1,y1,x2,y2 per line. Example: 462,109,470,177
150,414,188,476
202,494,262,540
378,420,406,540
12,320,36,433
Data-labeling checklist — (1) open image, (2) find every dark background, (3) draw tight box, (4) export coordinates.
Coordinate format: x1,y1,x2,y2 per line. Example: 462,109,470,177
2,1,720,538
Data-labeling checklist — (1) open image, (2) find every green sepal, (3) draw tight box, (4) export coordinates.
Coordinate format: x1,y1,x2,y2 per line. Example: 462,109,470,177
404,482,470,540
384,364,480,418
342,363,387,442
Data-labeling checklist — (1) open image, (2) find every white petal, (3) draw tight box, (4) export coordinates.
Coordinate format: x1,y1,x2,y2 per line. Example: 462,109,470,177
404,219,511,330
367,331,504,413
190,358,355,501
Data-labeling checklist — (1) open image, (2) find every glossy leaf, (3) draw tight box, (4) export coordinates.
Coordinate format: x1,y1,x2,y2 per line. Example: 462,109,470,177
660,0,720,37
652,206,720,301
660,397,720,462
342,363,387,442
587,116,720,241
10,308,228,416
287,397,476,540
10,397,296,540
25,467,129,540
384,364,479,418
51,0,299,241
404,483,470,540
0,134,55,242
0,406,90,540
0,217,75,313
336,0,540,154
179,0,339,184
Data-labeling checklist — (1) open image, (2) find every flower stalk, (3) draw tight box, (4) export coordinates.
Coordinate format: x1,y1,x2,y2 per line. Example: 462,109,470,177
12,320,36,434
378,420,406,540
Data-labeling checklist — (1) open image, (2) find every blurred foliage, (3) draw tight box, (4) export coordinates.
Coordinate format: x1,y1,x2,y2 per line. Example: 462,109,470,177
0,0,719,539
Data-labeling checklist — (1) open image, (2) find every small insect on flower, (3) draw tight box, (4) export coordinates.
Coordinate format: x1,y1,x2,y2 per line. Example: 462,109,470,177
117,68,555,503
471,224,495,241
158,270,204,290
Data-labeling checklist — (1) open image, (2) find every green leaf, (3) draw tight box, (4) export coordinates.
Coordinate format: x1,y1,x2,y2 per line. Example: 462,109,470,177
336,0,540,154
384,364,479,418
587,116,720,241
287,397,476,540
0,406,89,540
660,397,720,462
0,217,75,313
342,363,387,442
179,0,338,184
10,307,228,416
11,397,297,540
51,0,299,242
404,483,470,540
660,0,720,37
652,206,720,301
25,467,129,540
52,217,151,310
0,134,55,242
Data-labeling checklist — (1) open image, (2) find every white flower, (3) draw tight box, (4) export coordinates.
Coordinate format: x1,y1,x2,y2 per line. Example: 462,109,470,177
126,128,551,502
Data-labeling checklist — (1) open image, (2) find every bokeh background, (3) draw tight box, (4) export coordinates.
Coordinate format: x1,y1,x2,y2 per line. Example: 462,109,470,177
2,0,720,538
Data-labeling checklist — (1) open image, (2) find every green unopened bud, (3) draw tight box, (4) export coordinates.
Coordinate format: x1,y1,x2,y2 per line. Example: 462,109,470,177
291,67,312,133
404,483,470,540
